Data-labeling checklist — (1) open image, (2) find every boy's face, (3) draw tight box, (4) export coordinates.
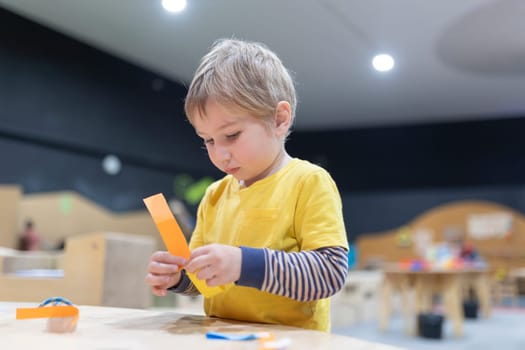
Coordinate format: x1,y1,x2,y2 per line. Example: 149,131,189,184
192,99,286,186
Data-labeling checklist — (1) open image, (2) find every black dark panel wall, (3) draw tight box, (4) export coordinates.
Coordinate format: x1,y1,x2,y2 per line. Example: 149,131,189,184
0,7,214,175
1,7,525,240
0,7,220,212
0,136,183,212
288,117,525,192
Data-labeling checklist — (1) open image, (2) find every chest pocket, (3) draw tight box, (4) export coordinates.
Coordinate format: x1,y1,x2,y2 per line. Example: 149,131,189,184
237,208,281,248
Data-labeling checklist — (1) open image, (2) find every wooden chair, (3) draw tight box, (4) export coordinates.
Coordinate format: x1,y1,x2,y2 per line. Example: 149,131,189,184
492,274,519,307
332,270,383,328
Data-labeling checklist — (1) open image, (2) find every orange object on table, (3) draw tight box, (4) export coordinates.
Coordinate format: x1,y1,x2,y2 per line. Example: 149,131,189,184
16,305,78,319
16,298,79,333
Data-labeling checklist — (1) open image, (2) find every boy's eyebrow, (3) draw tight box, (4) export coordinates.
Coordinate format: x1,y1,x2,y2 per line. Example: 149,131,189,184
196,121,240,136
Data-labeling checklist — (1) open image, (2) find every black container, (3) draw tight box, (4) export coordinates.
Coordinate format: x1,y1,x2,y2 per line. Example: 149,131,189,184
463,300,479,319
418,313,444,339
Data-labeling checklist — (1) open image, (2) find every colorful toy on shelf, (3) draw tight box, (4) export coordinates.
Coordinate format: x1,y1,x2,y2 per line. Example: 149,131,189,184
411,260,426,271
396,226,412,247
398,258,429,271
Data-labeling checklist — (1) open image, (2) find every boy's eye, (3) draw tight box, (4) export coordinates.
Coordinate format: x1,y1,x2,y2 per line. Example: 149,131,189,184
226,132,240,140
204,138,214,145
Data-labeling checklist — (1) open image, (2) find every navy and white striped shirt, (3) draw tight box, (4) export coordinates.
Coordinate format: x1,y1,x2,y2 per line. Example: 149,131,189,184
170,246,348,301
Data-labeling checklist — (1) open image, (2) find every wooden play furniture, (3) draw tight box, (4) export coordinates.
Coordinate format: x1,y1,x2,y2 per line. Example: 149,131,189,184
379,266,491,337
358,200,525,336
356,200,525,273
0,232,155,309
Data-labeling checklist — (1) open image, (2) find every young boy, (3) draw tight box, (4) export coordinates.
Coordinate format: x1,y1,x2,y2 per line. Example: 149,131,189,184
146,38,349,331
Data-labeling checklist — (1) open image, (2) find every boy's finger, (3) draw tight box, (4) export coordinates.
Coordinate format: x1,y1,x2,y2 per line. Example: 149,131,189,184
205,276,221,287
195,265,215,281
151,251,187,266
185,255,209,273
145,272,171,286
145,273,161,286
149,261,180,274
189,246,210,259
152,286,167,297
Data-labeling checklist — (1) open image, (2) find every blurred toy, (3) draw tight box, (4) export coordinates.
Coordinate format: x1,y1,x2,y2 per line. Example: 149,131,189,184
410,259,427,271
398,258,429,271
205,331,291,350
459,243,479,261
396,227,412,247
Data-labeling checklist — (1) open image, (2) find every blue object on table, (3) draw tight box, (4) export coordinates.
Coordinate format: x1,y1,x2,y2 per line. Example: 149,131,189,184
206,331,268,341
39,297,74,307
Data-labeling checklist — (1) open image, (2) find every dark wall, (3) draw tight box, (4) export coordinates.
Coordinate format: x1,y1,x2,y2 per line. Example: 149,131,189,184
1,7,525,239
288,118,525,192
0,7,219,211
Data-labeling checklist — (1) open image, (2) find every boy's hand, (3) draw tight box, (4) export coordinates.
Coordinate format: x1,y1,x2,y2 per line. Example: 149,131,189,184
185,244,241,287
145,251,187,296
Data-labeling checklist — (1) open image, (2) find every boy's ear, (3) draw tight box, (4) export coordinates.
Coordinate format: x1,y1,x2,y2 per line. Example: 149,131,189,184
274,101,292,136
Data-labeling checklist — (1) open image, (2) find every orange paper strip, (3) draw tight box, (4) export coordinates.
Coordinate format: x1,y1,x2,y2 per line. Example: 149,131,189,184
144,194,191,260
16,306,79,319
143,193,229,298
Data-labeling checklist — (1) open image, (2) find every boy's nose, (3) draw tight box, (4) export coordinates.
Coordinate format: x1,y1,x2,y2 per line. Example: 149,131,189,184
215,145,231,161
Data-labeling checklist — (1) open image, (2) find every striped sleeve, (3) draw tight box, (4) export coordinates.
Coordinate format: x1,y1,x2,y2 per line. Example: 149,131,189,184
237,246,348,302
167,269,201,296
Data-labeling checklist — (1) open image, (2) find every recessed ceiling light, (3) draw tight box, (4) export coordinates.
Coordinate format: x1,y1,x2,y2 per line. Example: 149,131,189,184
372,54,395,72
162,0,186,13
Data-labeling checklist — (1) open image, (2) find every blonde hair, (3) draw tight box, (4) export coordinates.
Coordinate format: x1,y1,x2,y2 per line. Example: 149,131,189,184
185,38,297,129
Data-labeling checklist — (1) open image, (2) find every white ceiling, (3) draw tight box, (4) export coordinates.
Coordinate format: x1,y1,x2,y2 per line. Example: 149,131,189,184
1,0,524,131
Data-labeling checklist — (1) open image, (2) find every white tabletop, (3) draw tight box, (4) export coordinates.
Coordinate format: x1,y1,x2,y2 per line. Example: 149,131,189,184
0,302,404,350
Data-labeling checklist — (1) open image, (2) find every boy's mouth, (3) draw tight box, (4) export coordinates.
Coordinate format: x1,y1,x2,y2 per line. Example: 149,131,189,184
224,167,240,175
